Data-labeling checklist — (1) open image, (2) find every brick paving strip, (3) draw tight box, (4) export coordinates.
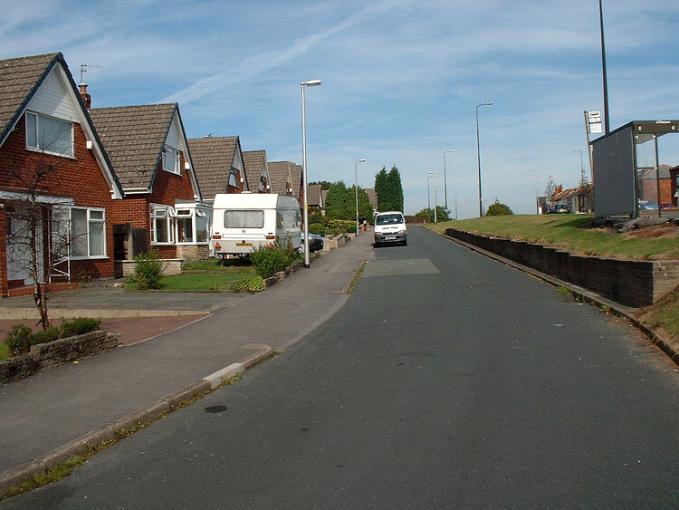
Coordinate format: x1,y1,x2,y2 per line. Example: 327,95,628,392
0,232,375,498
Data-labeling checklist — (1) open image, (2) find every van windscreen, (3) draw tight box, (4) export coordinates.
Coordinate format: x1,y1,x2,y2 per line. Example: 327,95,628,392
224,210,264,228
376,213,403,225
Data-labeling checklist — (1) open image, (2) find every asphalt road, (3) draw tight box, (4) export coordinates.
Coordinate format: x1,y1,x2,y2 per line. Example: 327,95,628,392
4,226,679,509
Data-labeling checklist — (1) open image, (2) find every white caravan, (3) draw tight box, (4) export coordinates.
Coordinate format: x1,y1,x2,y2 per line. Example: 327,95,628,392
211,193,301,257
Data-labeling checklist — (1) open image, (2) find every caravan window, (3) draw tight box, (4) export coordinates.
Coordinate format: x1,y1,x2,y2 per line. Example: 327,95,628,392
224,210,264,229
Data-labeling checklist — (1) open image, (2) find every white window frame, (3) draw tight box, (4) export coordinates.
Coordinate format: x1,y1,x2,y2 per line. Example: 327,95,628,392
162,145,181,175
151,204,175,245
175,205,210,245
25,111,75,159
70,207,107,260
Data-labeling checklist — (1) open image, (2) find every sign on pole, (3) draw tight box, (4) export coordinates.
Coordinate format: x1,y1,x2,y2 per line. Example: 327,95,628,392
586,111,603,134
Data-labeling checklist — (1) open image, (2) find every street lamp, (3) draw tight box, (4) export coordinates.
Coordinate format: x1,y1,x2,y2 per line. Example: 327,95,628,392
301,79,322,268
475,102,493,217
433,186,439,223
598,0,610,134
455,193,460,220
574,148,585,185
443,149,455,210
354,158,366,235
427,171,435,211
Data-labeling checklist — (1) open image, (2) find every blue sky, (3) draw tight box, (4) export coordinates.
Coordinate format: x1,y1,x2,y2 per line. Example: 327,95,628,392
3,0,679,216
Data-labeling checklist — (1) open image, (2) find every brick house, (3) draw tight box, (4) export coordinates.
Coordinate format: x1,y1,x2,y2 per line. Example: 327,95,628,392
187,136,248,202
89,103,208,268
0,53,124,297
268,161,303,203
242,150,272,193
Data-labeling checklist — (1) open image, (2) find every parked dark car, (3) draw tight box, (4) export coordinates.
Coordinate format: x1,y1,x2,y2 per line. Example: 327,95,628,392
300,232,324,252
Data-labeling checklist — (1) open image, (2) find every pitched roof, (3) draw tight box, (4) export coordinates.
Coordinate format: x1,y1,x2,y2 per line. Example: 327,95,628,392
365,188,378,209
242,149,269,193
290,164,303,200
89,104,177,190
0,53,59,146
307,183,322,206
268,161,294,195
188,136,241,200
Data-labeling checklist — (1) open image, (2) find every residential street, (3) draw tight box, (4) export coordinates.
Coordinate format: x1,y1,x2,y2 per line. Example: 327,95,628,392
4,226,679,509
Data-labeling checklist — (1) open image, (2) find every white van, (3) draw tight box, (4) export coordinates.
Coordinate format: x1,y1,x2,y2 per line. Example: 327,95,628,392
374,211,407,246
211,193,301,257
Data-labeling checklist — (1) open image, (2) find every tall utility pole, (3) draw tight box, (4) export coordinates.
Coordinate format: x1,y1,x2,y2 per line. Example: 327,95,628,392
443,149,454,210
574,149,585,185
427,171,434,211
476,102,493,217
599,0,610,134
300,79,321,268
354,158,366,235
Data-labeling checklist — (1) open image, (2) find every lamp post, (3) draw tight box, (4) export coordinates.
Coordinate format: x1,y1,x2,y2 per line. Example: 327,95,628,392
433,186,439,223
301,79,321,268
475,102,493,217
354,158,366,235
574,148,585,185
427,171,435,211
443,149,455,210
455,193,460,220
528,174,540,214
598,0,610,134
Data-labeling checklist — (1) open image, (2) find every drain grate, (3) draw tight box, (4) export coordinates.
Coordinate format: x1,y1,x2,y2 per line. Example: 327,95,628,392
204,405,227,414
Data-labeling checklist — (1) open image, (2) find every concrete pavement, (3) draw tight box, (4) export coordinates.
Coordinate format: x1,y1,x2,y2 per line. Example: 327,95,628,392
0,231,374,494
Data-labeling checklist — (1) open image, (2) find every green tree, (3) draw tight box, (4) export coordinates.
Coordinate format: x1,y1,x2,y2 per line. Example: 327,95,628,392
309,180,334,190
414,207,450,222
386,165,404,212
325,181,350,219
374,167,388,211
486,200,514,216
349,186,374,223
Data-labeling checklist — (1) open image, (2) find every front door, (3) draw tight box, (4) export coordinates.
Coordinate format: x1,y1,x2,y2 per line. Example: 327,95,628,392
6,209,44,285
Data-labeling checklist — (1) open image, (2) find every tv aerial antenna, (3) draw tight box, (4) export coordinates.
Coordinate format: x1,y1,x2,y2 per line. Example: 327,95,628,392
79,64,103,84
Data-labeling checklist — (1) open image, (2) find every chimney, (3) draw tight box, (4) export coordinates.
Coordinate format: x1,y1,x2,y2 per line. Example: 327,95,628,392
79,83,91,109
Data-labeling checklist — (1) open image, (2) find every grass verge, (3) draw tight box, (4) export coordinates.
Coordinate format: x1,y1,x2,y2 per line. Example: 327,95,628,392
0,342,9,361
427,215,679,260
638,286,679,339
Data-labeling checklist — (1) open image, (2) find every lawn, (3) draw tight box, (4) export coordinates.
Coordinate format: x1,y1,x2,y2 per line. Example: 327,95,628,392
129,259,261,292
427,214,679,260
639,288,679,339
0,342,9,361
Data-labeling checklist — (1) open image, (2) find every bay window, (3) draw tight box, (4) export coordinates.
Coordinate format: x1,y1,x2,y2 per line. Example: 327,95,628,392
71,207,106,258
152,205,174,244
175,206,210,244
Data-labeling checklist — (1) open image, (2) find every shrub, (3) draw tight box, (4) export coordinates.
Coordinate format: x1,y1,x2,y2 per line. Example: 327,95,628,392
230,277,266,293
250,243,290,278
29,326,61,346
486,201,513,216
250,246,284,278
308,223,326,237
61,317,101,338
325,219,355,234
5,325,32,356
130,250,163,290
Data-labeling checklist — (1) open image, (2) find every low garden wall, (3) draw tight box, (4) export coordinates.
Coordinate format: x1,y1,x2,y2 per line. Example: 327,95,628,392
0,330,119,383
115,259,183,278
445,228,679,308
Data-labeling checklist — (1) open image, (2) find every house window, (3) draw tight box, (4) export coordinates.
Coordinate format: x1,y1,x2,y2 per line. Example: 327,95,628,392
196,210,208,242
228,169,239,188
176,209,193,243
152,205,174,244
25,111,73,157
71,207,106,258
162,145,181,174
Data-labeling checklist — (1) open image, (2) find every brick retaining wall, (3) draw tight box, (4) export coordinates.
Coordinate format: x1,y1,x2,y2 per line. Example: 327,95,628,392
445,228,679,307
0,330,119,383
